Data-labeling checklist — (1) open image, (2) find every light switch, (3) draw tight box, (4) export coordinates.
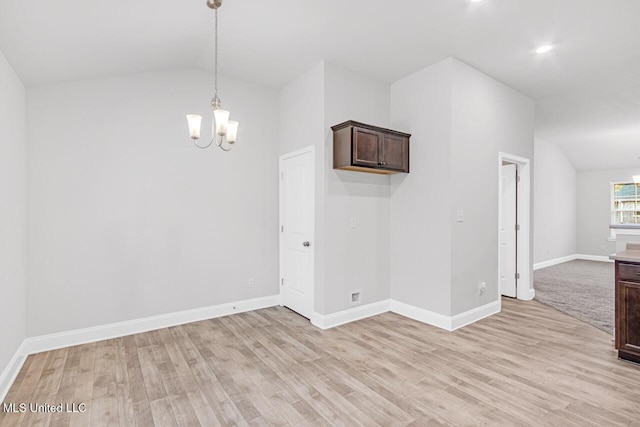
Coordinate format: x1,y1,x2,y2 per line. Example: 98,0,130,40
350,217,358,229
456,210,464,222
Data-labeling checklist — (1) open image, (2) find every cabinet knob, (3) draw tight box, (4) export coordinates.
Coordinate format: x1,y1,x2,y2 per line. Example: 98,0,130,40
303,241,311,247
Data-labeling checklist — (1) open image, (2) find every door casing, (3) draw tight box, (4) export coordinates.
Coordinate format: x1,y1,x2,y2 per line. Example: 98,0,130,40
498,152,534,301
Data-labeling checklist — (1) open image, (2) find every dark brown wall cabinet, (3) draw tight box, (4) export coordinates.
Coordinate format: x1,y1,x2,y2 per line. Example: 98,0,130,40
615,262,640,364
332,121,410,174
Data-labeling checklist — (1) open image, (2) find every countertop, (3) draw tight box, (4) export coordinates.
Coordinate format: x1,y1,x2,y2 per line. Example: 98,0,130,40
610,249,640,263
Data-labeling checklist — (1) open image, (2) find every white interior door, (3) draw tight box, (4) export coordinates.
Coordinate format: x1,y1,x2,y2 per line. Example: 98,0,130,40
280,148,314,319
500,163,517,298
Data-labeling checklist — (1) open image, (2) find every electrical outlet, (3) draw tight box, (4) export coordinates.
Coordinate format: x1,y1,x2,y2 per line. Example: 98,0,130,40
248,278,255,289
350,290,361,306
478,282,486,296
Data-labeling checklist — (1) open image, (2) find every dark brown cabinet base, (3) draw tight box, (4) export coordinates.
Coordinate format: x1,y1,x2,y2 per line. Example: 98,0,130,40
615,262,640,364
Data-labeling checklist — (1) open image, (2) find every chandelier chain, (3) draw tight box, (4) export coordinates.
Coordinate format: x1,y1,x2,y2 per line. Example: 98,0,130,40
214,6,218,98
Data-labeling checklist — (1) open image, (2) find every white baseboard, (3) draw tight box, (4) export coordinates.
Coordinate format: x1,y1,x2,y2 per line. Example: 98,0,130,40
311,300,390,330
389,299,502,332
25,295,280,355
534,253,614,271
534,254,577,270
389,299,452,330
575,254,614,263
312,299,503,332
450,300,502,331
0,341,27,402
519,287,536,301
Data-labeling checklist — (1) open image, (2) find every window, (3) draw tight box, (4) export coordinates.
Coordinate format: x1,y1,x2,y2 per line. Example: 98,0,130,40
612,182,640,225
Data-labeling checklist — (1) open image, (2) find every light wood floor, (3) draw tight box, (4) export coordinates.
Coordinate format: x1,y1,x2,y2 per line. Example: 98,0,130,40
2,298,640,427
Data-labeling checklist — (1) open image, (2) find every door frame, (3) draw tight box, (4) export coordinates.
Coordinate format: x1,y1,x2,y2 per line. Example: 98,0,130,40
279,145,315,311
498,152,534,301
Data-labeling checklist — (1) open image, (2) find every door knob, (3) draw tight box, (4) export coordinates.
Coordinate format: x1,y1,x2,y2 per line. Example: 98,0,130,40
303,241,310,247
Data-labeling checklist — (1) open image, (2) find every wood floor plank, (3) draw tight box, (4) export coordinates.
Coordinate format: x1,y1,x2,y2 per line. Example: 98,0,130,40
185,390,222,427
1,352,49,427
151,340,201,427
4,298,640,427
68,343,96,427
113,338,135,427
49,345,82,427
164,394,199,427
147,397,177,426
90,340,119,427
121,336,153,427
24,349,68,427
136,346,166,403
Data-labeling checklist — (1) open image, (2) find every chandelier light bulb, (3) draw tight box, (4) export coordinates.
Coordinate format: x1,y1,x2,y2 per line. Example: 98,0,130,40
186,114,202,140
227,121,239,143
213,109,230,136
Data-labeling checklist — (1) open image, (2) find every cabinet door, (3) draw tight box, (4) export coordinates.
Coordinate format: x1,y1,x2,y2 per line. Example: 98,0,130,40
617,280,640,355
381,134,409,172
352,127,381,167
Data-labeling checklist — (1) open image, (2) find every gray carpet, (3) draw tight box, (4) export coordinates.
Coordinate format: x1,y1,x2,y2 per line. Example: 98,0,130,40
533,260,614,334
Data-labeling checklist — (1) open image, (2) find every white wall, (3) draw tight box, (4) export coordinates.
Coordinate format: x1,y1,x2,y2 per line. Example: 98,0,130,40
577,167,640,256
389,58,534,317
278,62,392,316
323,62,391,314
390,58,453,316
277,62,327,314
278,63,325,156
27,68,279,336
533,138,577,263
0,50,27,373
449,59,535,315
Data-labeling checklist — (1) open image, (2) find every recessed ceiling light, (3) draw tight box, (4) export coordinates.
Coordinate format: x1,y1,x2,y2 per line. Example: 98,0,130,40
535,45,554,54
470,0,483,2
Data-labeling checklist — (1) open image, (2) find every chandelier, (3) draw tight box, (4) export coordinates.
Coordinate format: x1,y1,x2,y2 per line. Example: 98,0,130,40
186,0,238,151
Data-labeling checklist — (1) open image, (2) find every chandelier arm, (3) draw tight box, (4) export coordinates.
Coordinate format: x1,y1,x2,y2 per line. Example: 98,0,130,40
193,137,216,149
216,138,233,151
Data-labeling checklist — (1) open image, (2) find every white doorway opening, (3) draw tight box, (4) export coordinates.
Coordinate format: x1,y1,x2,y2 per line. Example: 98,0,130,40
279,146,315,319
498,153,534,301
500,163,518,298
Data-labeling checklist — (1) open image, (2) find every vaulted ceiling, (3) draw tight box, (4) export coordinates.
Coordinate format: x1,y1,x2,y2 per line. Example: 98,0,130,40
1,0,638,171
